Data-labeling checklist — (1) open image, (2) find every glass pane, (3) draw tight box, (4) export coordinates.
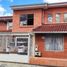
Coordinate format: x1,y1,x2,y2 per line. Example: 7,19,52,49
17,38,28,42
45,34,63,51
56,13,60,22
20,15,27,21
17,38,28,55
17,43,27,46
6,36,15,52
28,14,33,19
7,22,12,29
20,15,27,25
64,13,67,22
27,14,33,25
48,14,52,23
8,36,15,47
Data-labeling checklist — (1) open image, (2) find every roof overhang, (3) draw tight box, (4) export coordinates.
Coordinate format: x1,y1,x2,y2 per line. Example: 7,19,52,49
33,23,67,33
11,3,47,10
48,2,67,8
11,2,67,10
0,16,12,22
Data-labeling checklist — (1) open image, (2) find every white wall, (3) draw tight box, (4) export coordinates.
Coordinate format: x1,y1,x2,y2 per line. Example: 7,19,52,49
0,54,29,63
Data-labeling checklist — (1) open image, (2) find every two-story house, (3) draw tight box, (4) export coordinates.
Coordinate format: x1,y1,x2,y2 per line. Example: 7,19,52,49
0,2,67,67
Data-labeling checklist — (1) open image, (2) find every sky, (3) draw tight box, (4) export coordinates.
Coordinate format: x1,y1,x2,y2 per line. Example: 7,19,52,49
0,0,67,16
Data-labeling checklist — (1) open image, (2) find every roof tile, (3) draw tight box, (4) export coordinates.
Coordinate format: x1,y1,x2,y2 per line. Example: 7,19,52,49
33,23,67,32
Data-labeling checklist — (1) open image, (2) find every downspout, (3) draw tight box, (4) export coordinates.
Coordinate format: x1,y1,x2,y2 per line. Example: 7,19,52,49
42,9,45,25
42,3,48,25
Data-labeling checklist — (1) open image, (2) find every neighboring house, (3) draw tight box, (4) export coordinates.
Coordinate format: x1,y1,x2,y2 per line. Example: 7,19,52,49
0,2,67,67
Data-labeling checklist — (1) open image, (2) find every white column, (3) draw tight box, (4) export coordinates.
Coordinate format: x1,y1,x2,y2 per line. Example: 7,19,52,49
32,34,35,57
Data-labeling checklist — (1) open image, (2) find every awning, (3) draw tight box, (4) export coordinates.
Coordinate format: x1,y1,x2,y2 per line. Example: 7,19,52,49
33,23,67,33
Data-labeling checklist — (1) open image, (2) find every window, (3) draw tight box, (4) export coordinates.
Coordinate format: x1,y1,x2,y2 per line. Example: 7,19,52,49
45,34,64,51
48,14,52,23
16,37,28,55
56,13,60,22
64,13,67,22
20,14,34,26
6,36,15,52
0,35,29,54
7,22,12,30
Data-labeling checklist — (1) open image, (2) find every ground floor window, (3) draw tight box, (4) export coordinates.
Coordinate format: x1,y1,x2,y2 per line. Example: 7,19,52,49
45,34,64,51
16,37,28,55
0,35,29,55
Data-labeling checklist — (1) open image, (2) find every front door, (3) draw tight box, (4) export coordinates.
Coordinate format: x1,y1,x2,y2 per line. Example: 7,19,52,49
16,37,30,63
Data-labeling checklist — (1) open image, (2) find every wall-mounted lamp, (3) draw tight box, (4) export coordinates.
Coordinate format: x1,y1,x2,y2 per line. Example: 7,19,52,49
42,36,45,39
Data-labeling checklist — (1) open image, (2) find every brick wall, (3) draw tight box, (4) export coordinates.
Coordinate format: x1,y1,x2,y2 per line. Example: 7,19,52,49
44,7,67,24
12,9,42,32
0,22,7,31
35,34,67,59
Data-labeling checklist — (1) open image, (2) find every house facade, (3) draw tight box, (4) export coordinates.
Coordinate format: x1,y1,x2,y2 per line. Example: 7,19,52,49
0,2,67,66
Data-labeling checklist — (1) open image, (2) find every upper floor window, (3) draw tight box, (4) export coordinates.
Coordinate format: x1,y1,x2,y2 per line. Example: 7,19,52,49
56,13,60,23
48,14,52,23
7,22,12,30
64,13,67,22
20,14,34,26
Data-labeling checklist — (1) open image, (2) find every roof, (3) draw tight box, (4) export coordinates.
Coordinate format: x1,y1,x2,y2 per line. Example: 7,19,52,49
48,2,67,8
11,3,47,10
11,2,67,10
0,16,12,22
33,23,67,33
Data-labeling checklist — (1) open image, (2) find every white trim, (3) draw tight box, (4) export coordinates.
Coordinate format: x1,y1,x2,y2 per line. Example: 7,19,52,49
6,37,8,52
0,32,67,36
33,31,67,33
0,32,32,36
7,22,9,30
28,34,30,57
33,34,35,57
7,22,12,30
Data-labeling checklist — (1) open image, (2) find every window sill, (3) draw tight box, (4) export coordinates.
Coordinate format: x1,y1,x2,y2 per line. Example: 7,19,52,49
20,25,34,28
45,50,64,52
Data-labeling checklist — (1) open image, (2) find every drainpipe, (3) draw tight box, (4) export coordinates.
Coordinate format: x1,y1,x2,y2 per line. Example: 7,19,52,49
42,9,45,25
42,3,48,25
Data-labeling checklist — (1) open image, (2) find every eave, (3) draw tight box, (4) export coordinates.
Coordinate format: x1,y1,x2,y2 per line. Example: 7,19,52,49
0,16,12,22
48,2,67,8
11,3,47,10
11,2,67,10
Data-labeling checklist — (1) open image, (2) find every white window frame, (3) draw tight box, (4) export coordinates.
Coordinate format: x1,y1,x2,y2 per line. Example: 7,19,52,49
56,13,61,23
15,36,30,56
64,13,67,22
7,22,12,30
